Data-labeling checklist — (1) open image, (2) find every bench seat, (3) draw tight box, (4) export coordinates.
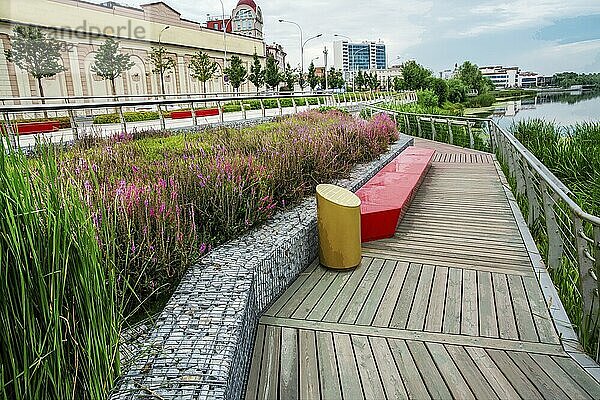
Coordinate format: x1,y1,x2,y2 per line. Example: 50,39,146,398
357,147,435,242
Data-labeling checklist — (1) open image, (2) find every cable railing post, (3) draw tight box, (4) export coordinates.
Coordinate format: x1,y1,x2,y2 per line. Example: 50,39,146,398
524,164,541,226
217,101,224,123
277,98,282,116
447,120,454,145
118,106,127,134
417,117,422,138
404,114,410,135
68,109,79,141
292,98,297,114
158,105,166,131
540,180,564,271
190,101,198,126
239,100,247,120
573,213,599,325
316,96,321,107
430,117,436,141
467,121,474,149
260,99,265,118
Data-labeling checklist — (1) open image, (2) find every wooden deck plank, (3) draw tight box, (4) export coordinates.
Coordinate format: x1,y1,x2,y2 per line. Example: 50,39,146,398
271,265,326,318
508,351,570,400
339,259,385,324
507,275,539,342
427,342,476,399
369,336,409,399
553,356,600,398
487,349,544,400
407,340,453,398
478,271,499,338
407,264,435,331
522,276,560,344
492,273,519,340
461,268,479,336
291,269,337,319
372,261,408,327
389,263,422,329
356,259,396,326
425,266,448,332
322,258,373,323
315,331,342,400
306,269,354,321
530,354,592,400
257,325,280,400
333,333,364,399
352,335,386,399
298,330,320,400
264,261,319,316
245,324,266,400
446,345,499,400
388,339,431,399
443,268,463,334
279,327,298,400
466,347,520,399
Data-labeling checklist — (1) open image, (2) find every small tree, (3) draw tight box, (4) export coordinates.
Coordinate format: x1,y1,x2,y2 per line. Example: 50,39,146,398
447,78,467,103
264,54,281,91
427,77,449,105
189,51,217,94
248,52,264,93
401,60,432,90
91,38,134,96
307,62,319,91
282,63,297,92
149,46,176,95
354,70,365,91
393,76,405,92
366,72,380,91
5,26,66,102
224,55,248,92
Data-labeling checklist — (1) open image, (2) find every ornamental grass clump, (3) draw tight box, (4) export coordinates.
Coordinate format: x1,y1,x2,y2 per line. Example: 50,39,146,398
64,110,398,316
0,144,119,399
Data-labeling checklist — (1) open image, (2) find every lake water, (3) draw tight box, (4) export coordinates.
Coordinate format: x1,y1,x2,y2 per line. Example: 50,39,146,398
491,92,600,129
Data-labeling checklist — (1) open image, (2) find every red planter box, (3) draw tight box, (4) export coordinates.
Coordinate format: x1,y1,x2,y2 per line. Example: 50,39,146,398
16,121,61,135
170,108,220,119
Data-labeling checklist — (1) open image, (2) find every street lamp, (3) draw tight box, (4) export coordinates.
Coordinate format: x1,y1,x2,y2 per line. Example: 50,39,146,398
158,26,170,95
279,19,322,88
218,0,229,92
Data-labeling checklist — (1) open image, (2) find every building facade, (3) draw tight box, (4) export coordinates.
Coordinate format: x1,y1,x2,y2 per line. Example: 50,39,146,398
266,42,286,69
479,65,550,89
0,0,266,99
206,0,263,40
333,40,387,73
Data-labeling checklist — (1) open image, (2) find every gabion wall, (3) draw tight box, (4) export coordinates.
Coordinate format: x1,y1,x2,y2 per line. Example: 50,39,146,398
111,136,414,400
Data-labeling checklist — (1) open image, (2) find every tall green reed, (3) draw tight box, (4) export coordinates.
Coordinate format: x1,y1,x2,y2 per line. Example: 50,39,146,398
0,143,119,399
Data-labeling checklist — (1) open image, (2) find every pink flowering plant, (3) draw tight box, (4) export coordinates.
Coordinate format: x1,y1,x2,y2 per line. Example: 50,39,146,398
63,110,398,316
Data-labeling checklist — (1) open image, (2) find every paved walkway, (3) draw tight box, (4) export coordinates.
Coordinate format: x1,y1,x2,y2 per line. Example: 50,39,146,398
245,139,600,399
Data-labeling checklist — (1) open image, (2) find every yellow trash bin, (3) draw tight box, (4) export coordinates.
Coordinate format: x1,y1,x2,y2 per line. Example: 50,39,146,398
316,184,362,269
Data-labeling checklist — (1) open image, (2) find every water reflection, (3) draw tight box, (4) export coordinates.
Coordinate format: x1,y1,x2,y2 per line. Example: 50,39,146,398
492,91,600,128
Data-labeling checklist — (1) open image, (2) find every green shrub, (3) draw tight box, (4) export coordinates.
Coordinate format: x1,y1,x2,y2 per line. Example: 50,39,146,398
465,93,496,108
417,89,439,108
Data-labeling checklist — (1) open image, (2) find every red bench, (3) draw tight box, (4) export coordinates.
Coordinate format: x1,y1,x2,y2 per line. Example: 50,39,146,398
170,108,220,119
15,121,61,135
357,147,435,242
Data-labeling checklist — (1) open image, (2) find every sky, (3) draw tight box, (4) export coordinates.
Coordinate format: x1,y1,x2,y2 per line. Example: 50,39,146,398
90,0,600,75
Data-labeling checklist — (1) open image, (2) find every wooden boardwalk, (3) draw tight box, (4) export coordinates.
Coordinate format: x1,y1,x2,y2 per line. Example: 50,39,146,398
245,139,600,399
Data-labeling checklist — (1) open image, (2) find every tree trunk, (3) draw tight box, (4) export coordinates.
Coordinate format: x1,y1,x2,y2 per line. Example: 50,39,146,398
160,71,166,97
110,78,117,97
203,80,207,97
37,78,48,119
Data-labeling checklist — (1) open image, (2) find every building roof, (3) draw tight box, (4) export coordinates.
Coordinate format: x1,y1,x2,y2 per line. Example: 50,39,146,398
236,0,257,10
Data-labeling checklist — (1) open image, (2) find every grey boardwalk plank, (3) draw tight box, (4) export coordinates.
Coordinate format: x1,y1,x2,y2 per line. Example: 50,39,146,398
299,330,320,400
246,141,600,400
316,331,342,400
279,327,299,400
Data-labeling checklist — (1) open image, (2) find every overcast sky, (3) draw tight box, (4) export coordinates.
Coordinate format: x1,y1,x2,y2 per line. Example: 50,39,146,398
92,0,600,75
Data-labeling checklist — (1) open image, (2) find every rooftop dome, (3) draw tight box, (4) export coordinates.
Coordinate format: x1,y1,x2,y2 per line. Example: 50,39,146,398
236,0,257,10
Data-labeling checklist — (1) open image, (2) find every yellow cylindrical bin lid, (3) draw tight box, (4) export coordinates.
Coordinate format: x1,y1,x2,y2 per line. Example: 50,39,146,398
316,184,362,270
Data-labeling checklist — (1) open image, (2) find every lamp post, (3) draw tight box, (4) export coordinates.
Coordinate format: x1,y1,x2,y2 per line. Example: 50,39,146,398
279,19,322,90
158,25,170,95
218,0,229,92
323,46,328,90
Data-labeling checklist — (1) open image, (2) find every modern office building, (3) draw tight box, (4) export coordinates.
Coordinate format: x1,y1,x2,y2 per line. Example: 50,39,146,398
0,0,266,98
479,65,551,89
333,40,387,73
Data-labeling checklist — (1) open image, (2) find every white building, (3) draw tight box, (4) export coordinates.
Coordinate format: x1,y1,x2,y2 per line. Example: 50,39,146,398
480,66,520,89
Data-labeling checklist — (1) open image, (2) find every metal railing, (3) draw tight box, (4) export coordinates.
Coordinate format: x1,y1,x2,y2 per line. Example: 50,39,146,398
368,103,600,358
0,92,402,149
